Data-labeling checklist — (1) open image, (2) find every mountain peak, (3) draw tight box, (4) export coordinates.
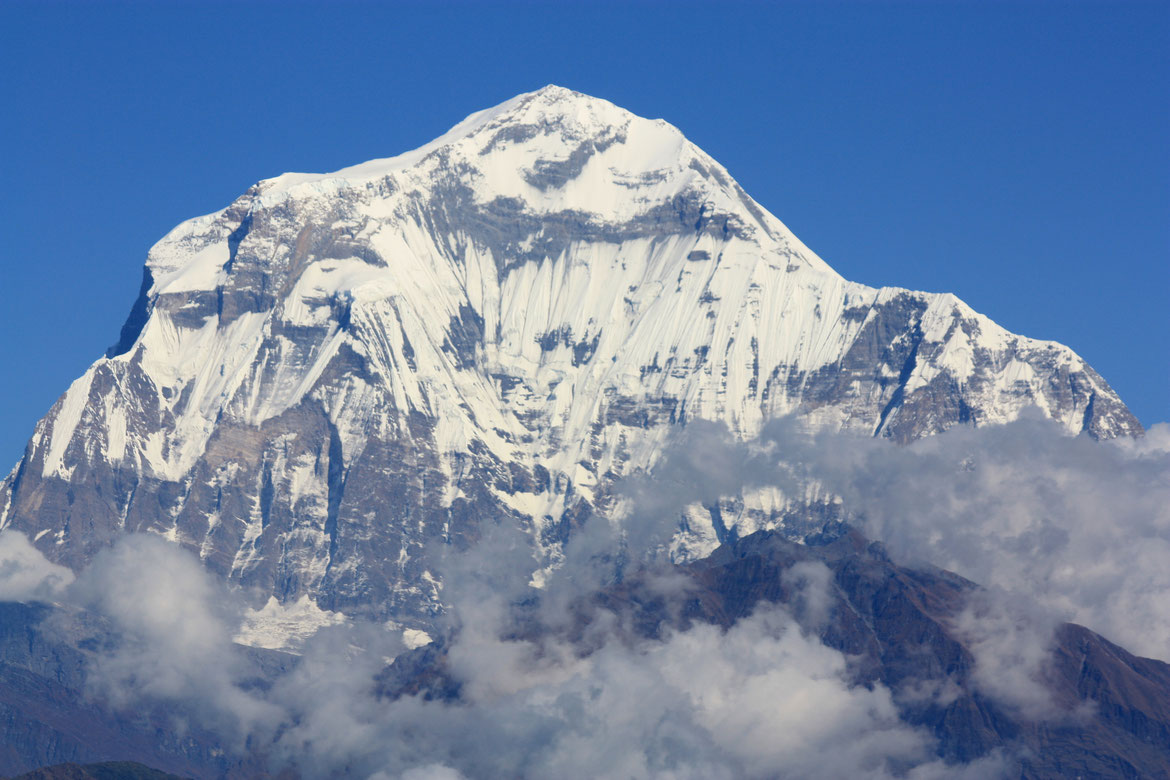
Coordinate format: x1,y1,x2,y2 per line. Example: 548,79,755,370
503,83,642,127
159,86,834,287
531,83,578,97
523,83,607,105
0,87,1140,639
258,85,683,201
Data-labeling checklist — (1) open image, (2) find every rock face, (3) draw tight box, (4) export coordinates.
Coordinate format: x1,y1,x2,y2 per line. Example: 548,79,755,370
0,86,1141,630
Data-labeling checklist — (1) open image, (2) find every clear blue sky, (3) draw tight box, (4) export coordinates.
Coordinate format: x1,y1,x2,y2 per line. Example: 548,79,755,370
0,0,1166,466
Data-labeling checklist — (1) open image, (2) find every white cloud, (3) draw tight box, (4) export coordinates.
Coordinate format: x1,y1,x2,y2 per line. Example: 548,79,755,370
276,605,961,779
780,416,1170,660
395,766,467,780
56,529,1003,779
44,413,1168,777
0,530,74,602
642,415,1170,662
781,559,835,633
950,589,1060,720
67,534,281,741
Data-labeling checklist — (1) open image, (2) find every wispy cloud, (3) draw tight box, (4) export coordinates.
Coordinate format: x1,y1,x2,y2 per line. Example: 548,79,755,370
0,530,73,602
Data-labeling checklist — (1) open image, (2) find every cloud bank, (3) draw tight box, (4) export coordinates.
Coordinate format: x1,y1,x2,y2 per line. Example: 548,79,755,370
627,415,1170,660
0,415,1164,778
0,523,1000,777
783,417,1170,661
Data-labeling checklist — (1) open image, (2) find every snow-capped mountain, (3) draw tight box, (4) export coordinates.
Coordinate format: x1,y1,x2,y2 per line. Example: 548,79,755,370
0,86,1141,630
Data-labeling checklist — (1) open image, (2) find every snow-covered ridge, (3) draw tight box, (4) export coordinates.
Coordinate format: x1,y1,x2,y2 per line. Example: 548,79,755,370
146,85,833,290
0,85,1141,635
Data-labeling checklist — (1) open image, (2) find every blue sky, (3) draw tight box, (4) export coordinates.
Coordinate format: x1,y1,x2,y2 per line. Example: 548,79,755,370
0,0,1166,465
